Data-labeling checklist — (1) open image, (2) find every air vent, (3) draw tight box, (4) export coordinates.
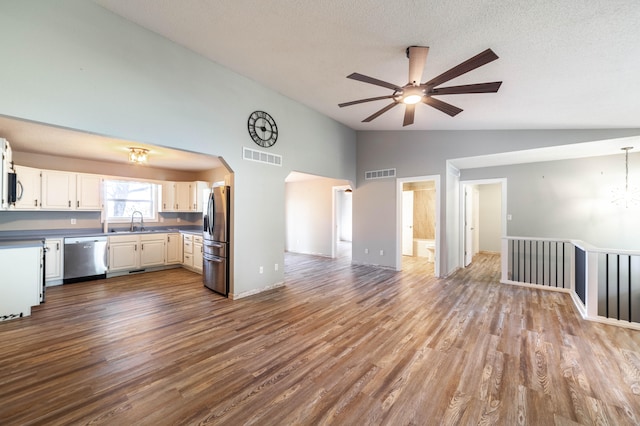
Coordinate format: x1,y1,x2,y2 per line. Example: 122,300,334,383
243,147,282,167
365,168,396,180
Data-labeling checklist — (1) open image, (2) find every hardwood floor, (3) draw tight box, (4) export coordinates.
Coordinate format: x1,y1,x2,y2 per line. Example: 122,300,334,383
1,252,639,425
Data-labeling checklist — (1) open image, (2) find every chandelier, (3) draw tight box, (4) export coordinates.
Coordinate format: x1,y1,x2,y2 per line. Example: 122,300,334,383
128,147,149,164
611,146,639,208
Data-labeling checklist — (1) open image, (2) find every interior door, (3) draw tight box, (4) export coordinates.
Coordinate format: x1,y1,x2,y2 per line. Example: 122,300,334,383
402,191,414,256
464,187,475,266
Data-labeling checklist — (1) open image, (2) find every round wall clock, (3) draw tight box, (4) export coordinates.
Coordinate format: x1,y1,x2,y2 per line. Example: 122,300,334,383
247,111,278,148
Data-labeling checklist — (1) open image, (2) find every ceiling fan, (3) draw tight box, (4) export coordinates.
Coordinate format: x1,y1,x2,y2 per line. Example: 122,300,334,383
338,46,502,126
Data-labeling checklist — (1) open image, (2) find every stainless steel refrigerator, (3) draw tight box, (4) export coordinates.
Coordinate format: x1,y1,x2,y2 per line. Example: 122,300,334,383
203,185,230,296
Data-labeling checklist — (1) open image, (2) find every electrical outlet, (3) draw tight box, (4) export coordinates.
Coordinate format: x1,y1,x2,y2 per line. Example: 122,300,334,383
71,218,76,225
507,214,513,221
177,217,181,223
365,248,369,254
274,263,279,271
259,266,263,274
380,250,384,256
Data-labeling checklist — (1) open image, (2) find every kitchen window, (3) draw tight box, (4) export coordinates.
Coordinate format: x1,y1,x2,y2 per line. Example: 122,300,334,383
104,179,158,222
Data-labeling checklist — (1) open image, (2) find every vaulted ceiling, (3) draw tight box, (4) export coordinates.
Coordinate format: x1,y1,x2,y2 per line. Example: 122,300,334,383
95,0,640,131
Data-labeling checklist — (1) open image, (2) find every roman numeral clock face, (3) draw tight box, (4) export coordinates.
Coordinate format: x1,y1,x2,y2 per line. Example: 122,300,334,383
247,111,278,148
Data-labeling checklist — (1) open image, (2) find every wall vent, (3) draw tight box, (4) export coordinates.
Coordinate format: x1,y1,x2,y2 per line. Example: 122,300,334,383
365,168,396,180
243,147,282,167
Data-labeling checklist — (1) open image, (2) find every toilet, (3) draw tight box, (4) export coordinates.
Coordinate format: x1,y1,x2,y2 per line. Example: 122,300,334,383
413,239,436,262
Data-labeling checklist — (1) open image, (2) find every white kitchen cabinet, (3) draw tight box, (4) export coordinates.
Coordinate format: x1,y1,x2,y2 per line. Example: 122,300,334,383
193,235,203,272
165,233,182,265
0,242,43,320
41,170,76,210
76,173,103,210
140,234,165,267
44,238,64,285
191,181,209,212
108,235,139,272
1,138,13,210
175,182,191,211
161,182,176,211
182,233,193,267
161,181,210,212
12,165,41,210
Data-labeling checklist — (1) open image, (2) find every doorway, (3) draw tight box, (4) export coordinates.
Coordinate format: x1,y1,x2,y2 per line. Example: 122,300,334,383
396,175,440,277
460,179,506,268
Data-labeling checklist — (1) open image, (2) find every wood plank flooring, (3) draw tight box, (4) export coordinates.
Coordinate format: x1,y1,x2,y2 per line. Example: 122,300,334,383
1,252,640,425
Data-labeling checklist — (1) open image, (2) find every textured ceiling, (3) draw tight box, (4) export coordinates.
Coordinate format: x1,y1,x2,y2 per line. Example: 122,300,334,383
94,0,640,131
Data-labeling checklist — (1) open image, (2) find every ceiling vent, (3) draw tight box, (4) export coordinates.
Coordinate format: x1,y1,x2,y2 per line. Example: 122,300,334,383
243,147,282,167
365,168,396,180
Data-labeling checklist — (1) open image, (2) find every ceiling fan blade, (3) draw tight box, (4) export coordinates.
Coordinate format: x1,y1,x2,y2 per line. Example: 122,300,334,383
347,72,402,91
425,49,499,88
431,81,502,95
338,95,396,108
407,46,429,85
403,104,416,127
362,102,399,122
423,97,463,117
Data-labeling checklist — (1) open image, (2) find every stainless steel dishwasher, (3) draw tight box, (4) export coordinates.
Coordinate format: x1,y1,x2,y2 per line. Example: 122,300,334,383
63,236,108,284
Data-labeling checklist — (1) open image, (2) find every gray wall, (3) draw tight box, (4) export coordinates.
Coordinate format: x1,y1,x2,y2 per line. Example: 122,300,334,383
0,0,356,297
462,152,640,249
355,130,640,275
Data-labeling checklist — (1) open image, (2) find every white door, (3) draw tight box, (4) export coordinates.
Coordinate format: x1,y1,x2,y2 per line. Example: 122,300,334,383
402,191,414,256
464,187,475,266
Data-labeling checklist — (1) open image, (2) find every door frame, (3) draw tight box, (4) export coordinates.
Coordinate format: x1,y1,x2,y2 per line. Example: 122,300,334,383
396,175,441,277
459,178,507,268
332,185,352,258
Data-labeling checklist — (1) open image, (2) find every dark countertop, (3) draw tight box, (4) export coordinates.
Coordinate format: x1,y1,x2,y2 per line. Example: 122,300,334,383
0,238,45,249
0,226,202,242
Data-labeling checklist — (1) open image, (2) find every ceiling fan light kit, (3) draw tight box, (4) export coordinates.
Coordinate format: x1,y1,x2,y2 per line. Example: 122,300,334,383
339,46,502,126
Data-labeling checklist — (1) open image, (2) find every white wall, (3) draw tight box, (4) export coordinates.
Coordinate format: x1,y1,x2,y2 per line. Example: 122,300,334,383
337,191,352,242
285,177,349,257
478,183,502,252
0,0,356,297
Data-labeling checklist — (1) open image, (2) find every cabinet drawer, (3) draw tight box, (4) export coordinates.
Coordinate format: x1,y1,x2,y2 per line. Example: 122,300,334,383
183,240,193,254
183,253,193,266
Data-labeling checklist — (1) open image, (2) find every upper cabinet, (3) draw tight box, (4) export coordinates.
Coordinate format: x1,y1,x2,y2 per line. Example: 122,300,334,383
160,181,209,213
13,165,41,210
76,174,103,210
41,170,76,210
10,167,103,211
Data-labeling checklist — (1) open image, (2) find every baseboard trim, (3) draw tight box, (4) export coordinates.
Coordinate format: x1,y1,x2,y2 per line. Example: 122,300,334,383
230,281,285,300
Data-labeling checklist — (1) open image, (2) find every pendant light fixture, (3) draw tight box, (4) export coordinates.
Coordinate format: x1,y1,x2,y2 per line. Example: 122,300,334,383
611,146,639,208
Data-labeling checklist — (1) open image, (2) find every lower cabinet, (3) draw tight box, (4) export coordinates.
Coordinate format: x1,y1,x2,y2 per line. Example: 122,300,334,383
0,243,43,320
140,235,165,268
108,233,168,273
108,235,139,272
182,233,203,274
165,233,182,265
45,238,64,285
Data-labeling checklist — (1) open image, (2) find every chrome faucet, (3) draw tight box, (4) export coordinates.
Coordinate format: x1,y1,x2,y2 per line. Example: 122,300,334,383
130,210,144,232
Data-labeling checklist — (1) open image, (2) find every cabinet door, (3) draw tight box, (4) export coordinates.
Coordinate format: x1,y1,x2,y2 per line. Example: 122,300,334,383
45,238,63,282
76,174,103,210
165,233,182,264
140,238,165,267
13,165,41,210
193,243,203,272
161,182,176,212
175,182,191,211
192,181,209,212
41,170,76,210
109,241,139,271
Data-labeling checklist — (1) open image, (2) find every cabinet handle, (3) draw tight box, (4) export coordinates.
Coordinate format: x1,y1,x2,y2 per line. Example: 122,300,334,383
135,244,137,251
77,200,79,208
56,242,59,250
34,199,38,207
68,200,71,207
